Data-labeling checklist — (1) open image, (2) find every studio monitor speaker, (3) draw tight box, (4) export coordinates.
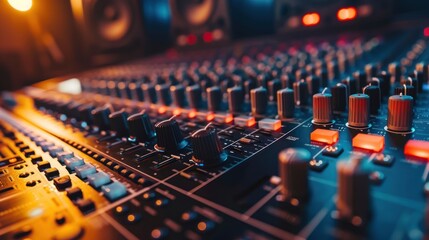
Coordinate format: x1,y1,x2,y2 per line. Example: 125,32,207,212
70,0,144,66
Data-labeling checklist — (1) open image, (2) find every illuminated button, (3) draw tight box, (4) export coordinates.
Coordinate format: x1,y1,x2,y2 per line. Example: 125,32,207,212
404,140,429,160
258,118,282,131
352,133,384,152
57,151,74,163
87,172,111,188
234,116,256,127
181,211,198,222
101,182,127,201
64,157,84,170
48,146,64,157
114,205,129,215
126,213,141,223
151,227,169,239
197,220,215,233
310,129,339,145
154,198,169,207
40,142,55,152
75,164,96,179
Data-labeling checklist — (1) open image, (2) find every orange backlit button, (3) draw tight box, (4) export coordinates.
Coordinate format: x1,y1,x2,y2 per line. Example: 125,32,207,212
258,119,282,131
352,133,384,152
310,129,339,145
404,140,429,160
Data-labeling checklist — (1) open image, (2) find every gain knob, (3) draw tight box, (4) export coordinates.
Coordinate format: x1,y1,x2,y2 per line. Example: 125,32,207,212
277,88,295,119
155,84,172,106
170,84,186,108
227,86,244,114
186,85,203,109
336,157,371,225
362,83,381,115
207,86,222,112
154,116,187,153
312,88,333,124
127,111,156,142
293,80,309,106
387,93,414,133
190,124,227,167
250,86,268,115
347,94,370,128
109,109,130,137
278,148,310,203
331,83,348,112
91,104,113,130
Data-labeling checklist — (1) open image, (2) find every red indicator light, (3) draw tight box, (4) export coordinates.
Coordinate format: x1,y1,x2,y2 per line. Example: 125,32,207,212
337,7,357,21
352,133,384,152
302,13,320,26
202,32,213,43
310,129,339,145
404,140,429,160
187,34,197,45
424,27,429,37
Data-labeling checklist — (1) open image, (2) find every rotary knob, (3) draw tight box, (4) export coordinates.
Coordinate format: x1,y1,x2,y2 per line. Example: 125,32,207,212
250,86,268,115
336,156,371,225
348,94,370,128
190,124,227,167
186,85,203,109
387,94,413,133
170,84,187,108
227,86,244,114
363,83,381,115
154,116,187,153
277,88,295,119
312,88,333,124
91,104,113,130
331,83,348,112
278,148,310,203
207,86,222,112
127,111,156,142
293,80,309,106
155,84,172,106
109,109,130,137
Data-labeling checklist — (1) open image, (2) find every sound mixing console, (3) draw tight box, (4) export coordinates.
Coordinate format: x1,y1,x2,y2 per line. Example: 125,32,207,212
1,25,429,240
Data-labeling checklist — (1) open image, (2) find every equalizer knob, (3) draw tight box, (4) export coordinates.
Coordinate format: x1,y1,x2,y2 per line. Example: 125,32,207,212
387,94,414,133
293,80,309,106
363,83,381,115
91,104,113,130
127,111,156,142
207,86,222,112
331,83,348,112
336,157,371,225
155,84,172,106
154,116,188,153
190,124,227,167
170,84,186,108
348,94,370,128
312,88,333,124
227,86,244,114
186,85,203,109
277,88,294,119
278,148,310,203
250,86,268,115
109,109,130,137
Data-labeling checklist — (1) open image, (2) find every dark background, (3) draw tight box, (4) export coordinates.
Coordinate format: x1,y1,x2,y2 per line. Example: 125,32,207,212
0,0,428,91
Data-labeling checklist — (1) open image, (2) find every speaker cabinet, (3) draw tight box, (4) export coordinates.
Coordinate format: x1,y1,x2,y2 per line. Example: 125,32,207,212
169,0,230,47
70,0,144,66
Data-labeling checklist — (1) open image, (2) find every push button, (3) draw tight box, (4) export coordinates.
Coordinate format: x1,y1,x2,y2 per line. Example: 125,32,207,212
352,133,384,152
23,149,35,157
48,146,64,157
57,152,74,163
404,140,429,160
101,182,127,201
37,160,51,170
30,155,43,164
310,129,339,145
75,199,95,214
87,172,111,188
54,175,72,190
75,164,96,179
66,187,83,200
64,157,84,170
44,167,60,179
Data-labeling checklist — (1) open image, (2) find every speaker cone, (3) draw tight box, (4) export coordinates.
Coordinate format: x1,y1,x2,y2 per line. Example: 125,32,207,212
177,0,216,26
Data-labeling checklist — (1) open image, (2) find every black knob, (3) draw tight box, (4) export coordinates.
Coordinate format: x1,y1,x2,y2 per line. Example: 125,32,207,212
268,79,282,101
388,62,402,83
336,157,371,225
365,63,379,80
306,75,321,96
170,84,186,108
78,104,95,124
190,125,227,167
331,83,348,112
109,109,130,137
394,82,416,103
155,84,172,106
341,77,357,96
250,86,268,115
142,83,157,104
293,80,309,106
416,62,428,84
91,104,113,130
377,71,391,97
278,148,310,202
207,86,222,112
353,71,367,92
363,84,381,115
154,116,187,153
186,85,202,109
127,111,156,142
227,86,244,114
277,88,295,119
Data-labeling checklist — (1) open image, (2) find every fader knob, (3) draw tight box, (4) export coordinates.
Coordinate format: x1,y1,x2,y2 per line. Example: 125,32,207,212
331,83,348,112
109,109,130,137
91,104,113,130
277,88,295,119
227,86,244,114
190,125,227,167
207,86,222,112
312,89,333,124
186,85,202,109
170,84,186,108
154,116,187,153
278,148,310,202
250,87,268,115
142,83,157,104
155,84,172,106
127,111,156,142
336,157,370,224
387,94,413,132
293,80,309,106
348,94,370,128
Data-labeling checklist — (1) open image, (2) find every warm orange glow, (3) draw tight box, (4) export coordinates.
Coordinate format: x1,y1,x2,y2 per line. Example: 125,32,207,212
206,113,215,121
352,133,384,152
197,222,207,231
188,110,197,119
173,108,182,116
302,13,320,26
158,106,167,114
8,0,32,11
247,117,256,127
225,114,234,124
310,129,339,145
337,7,357,21
404,140,429,160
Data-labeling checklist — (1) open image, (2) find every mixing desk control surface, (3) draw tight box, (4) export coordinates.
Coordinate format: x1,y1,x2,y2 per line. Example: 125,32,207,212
1,25,429,239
